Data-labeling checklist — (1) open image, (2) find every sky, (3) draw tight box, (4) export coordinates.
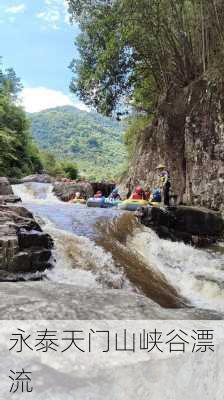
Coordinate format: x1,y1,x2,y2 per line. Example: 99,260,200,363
0,0,89,112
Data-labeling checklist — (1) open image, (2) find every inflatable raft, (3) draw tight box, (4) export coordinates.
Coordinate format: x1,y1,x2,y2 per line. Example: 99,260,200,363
69,198,86,205
87,197,121,208
118,199,149,211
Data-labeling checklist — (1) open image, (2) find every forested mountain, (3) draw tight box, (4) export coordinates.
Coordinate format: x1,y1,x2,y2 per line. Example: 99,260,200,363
30,106,126,180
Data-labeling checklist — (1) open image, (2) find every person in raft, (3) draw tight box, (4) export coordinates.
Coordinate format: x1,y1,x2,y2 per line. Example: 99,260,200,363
94,191,103,198
130,185,147,200
156,164,171,206
69,191,81,202
109,188,121,201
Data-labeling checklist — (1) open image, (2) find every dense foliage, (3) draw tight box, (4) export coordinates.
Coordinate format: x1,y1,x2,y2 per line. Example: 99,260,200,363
0,59,42,178
38,150,79,179
30,106,126,180
67,0,224,116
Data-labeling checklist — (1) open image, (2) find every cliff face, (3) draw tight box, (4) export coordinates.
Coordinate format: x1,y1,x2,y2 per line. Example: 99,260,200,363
129,79,224,211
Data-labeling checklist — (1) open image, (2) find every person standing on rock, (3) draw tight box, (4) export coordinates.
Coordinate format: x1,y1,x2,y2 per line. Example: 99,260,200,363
126,177,132,199
156,164,171,206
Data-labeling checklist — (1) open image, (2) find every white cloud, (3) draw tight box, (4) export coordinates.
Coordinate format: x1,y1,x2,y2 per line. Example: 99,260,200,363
20,87,90,113
5,3,26,14
36,0,70,29
36,9,60,29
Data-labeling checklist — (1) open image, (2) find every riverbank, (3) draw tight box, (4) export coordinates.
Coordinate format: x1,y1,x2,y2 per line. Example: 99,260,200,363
9,174,224,246
137,204,224,247
0,178,54,280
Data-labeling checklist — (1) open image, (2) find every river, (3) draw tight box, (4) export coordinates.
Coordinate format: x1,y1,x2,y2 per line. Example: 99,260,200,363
10,182,224,319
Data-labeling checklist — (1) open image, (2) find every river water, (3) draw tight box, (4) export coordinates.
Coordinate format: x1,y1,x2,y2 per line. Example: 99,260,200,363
12,182,224,318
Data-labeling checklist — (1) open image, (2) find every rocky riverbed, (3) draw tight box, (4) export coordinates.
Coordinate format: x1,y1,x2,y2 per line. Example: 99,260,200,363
0,178,53,280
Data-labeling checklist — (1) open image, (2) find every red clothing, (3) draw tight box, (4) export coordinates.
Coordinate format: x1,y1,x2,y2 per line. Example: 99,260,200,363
131,193,143,200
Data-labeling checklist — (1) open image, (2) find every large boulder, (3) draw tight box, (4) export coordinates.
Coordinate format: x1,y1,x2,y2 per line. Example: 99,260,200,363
0,204,54,278
0,177,13,195
21,174,54,184
53,181,94,201
53,180,116,201
0,177,21,204
137,205,224,246
91,182,116,197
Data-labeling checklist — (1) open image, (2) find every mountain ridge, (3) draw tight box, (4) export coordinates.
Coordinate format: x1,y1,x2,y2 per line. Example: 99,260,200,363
29,105,127,180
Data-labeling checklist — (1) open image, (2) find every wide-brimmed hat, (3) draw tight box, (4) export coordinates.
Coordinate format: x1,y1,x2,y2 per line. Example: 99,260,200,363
156,164,166,169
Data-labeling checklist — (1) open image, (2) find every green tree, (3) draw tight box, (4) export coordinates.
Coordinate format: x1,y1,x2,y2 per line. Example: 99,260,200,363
0,59,43,178
60,160,79,180
68,0,224,116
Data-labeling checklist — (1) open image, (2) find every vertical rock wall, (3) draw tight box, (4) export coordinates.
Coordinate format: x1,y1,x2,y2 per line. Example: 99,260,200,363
129,79,224,211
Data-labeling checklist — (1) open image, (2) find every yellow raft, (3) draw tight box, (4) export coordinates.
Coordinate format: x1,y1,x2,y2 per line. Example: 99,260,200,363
69,198,86,205
119,199,149,211
119,199,160,211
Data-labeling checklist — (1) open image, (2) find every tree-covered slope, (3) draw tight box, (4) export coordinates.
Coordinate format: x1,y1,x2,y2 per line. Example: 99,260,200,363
30,106,126,180
0,60,42,178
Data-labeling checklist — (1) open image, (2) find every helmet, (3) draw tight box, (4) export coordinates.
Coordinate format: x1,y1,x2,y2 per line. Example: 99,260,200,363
136,185,143,194
112,188,118,194
156,164,166,170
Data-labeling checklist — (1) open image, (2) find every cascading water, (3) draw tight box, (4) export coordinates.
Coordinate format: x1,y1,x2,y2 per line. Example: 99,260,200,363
13,182,129,290
127,227,224,313
12,182,224,317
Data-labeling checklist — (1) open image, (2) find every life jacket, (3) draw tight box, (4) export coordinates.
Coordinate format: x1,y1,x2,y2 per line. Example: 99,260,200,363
159,170,170,186
131,193,143,200
152,189,161,202
145,191,151,200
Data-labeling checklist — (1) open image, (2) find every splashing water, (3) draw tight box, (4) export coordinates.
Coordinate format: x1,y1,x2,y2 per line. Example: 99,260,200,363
13,181,60,204
13,183,130,291
127,226,224,312
12,182,224,315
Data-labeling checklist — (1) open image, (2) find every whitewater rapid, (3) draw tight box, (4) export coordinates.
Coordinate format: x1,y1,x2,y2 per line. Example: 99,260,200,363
12,182,224,316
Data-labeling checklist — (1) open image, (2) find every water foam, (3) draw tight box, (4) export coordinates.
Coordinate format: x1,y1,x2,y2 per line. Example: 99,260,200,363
12,182,60,204
12,182,224,313
41,217,130,290
127,226,224,312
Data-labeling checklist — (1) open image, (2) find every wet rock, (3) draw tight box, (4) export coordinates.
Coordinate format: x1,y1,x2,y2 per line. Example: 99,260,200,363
91,182,116,197
0,177,21,204
0,177,14,195
53,180,94,201
0,195,21,204
138,205,224,246
53,180,115,201
0,203,54,277
18,229,54,249
0,205,41,231
21,174,54,183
